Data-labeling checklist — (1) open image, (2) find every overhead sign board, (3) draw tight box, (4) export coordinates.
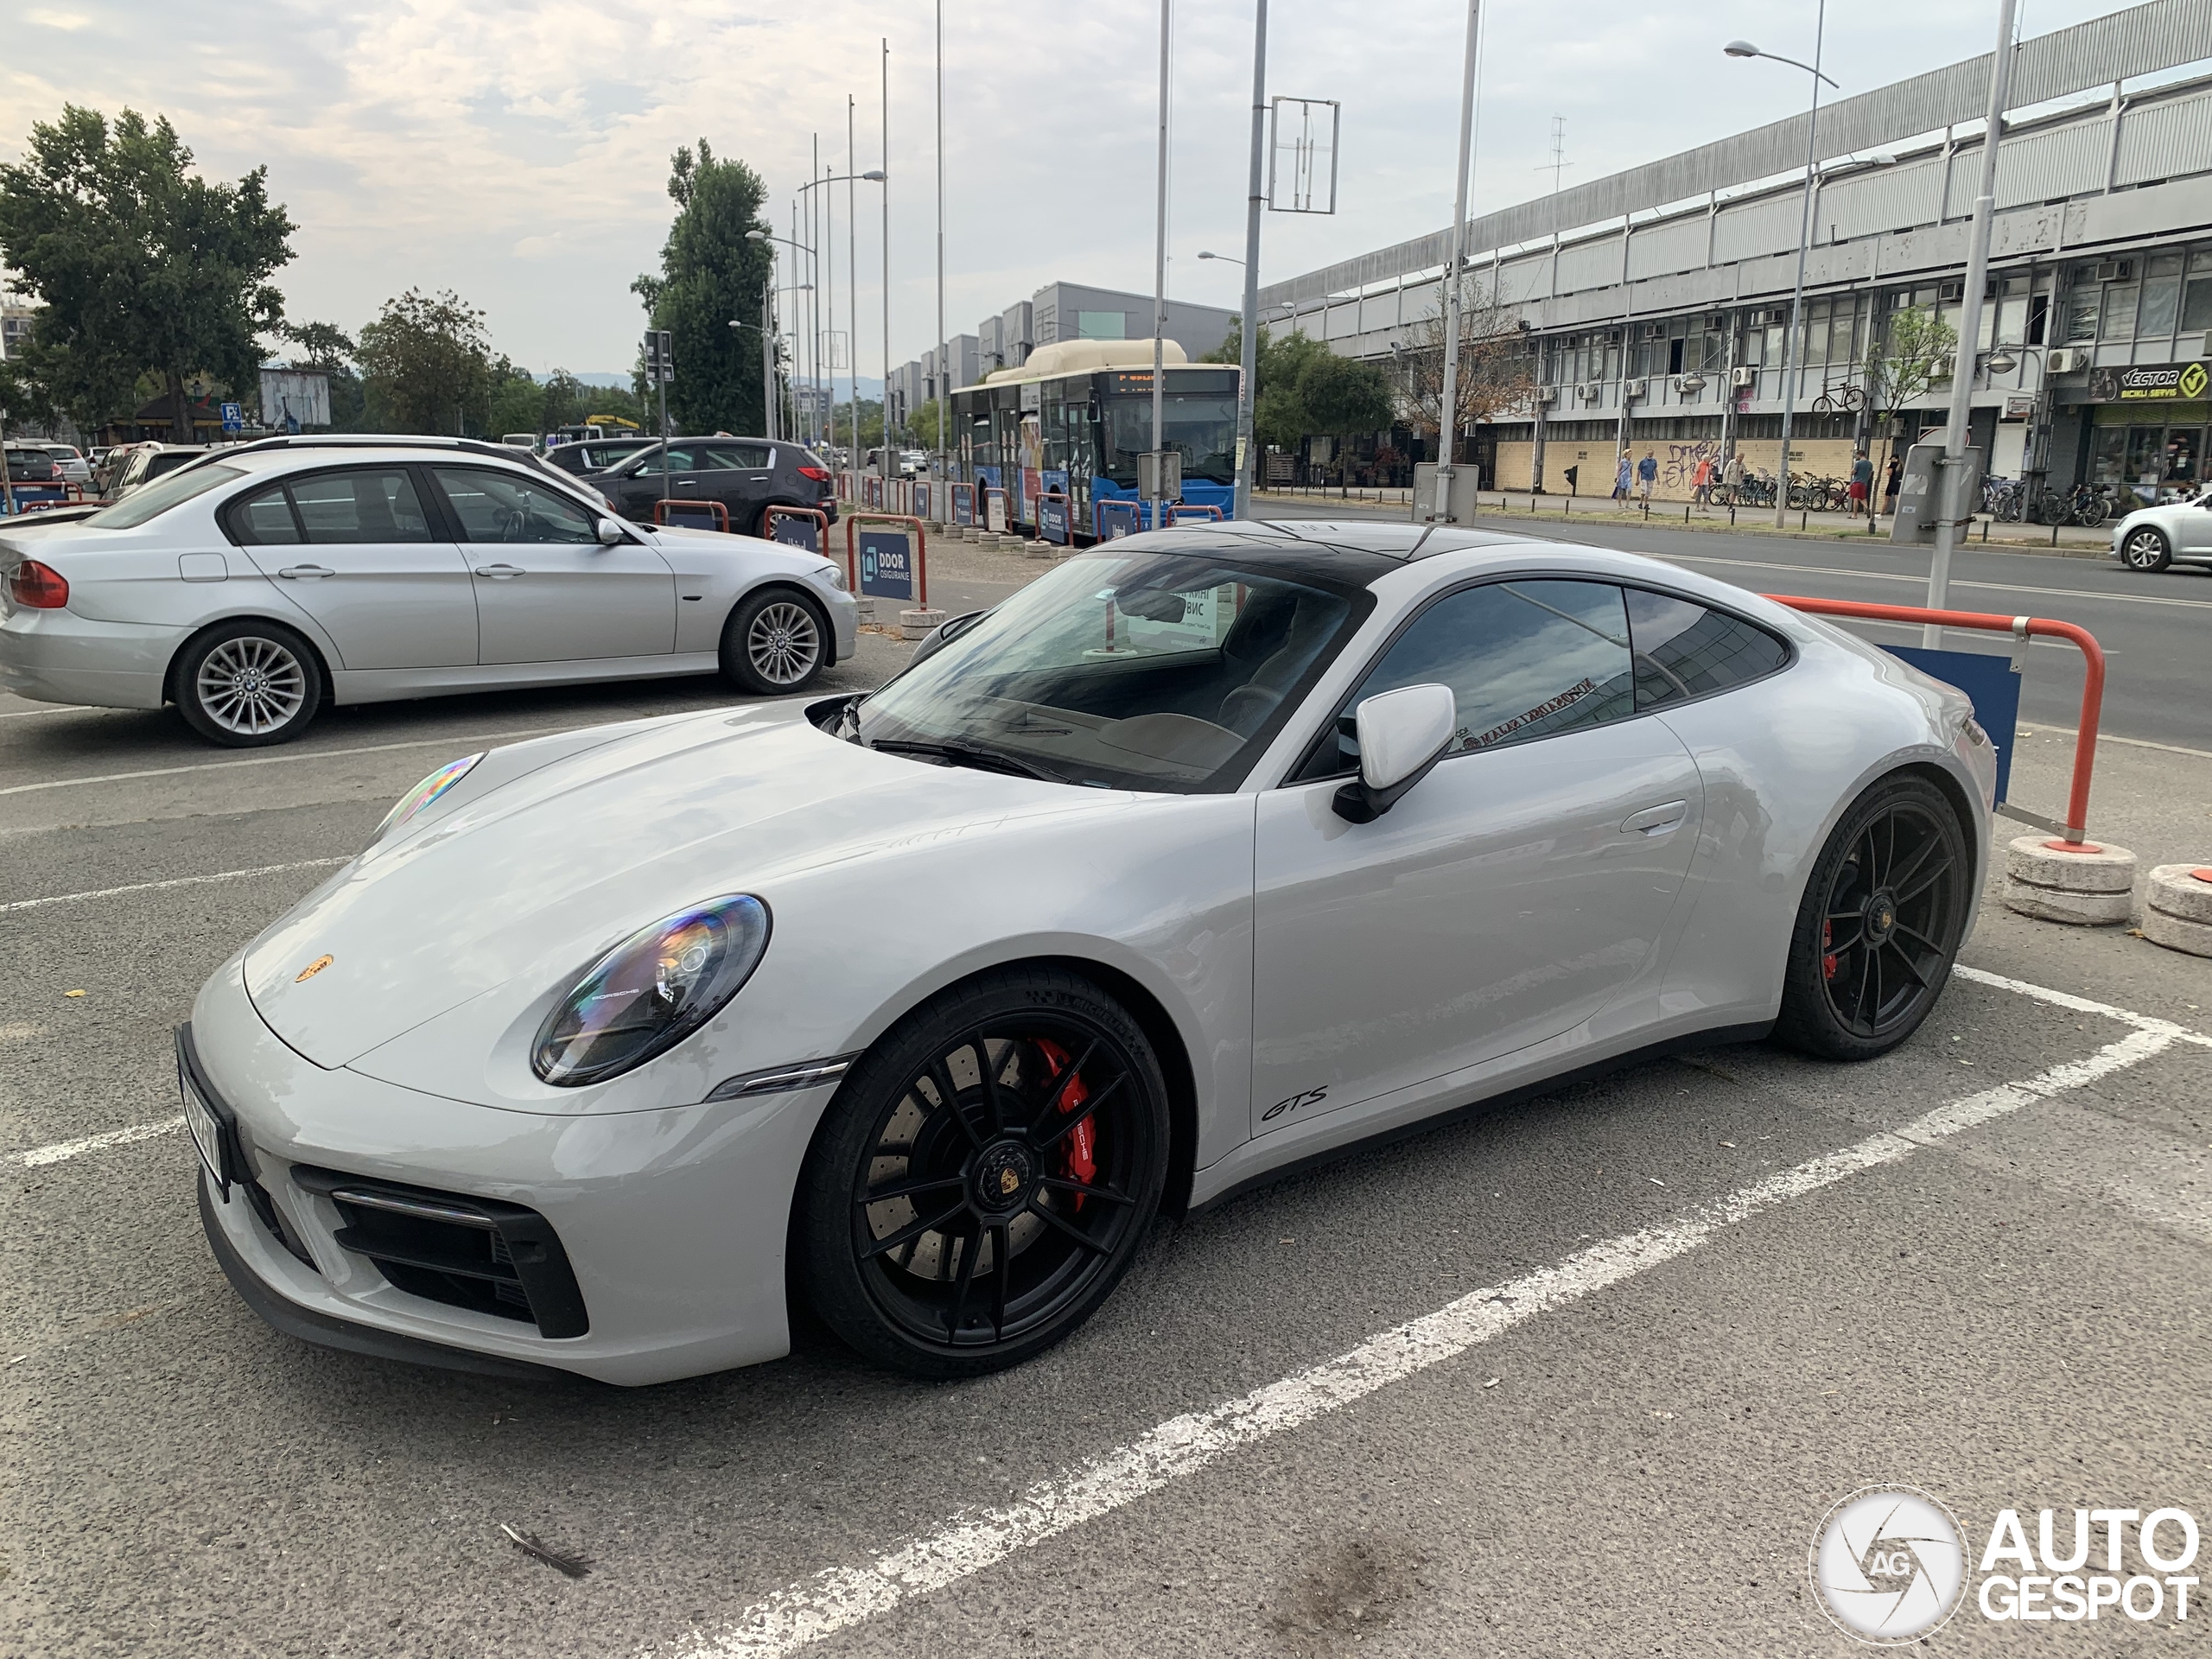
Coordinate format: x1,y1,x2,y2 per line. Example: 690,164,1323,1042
2089,361,2209,403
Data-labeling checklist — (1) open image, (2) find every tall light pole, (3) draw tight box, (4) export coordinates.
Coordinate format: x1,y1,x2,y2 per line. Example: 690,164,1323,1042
848,95,859,478
728,307,775,441
1234,0,1267,520
1923,0,2020,645
1726,21,1834,530
1431,0,1482,523
750,227,826,442
881,38,892,479
791,167,886,456
934,0,949,487
1149,0,1171,531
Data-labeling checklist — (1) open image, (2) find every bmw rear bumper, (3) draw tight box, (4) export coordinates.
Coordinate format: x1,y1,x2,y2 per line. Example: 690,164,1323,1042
188,951,835,1386
0,607,181,709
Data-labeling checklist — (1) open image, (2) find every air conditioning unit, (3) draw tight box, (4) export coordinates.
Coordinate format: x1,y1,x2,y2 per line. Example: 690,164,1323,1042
2046,347,2088,372
1576,381,1603,403
2094,259,2135,283
1624,377,1650,399
1938,279,1965,302
1731,365,1758,388
1535,385,1558,405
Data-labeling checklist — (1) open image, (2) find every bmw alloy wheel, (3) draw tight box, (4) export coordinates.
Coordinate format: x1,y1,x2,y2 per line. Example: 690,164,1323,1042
194,636,309,736
746,600,822,687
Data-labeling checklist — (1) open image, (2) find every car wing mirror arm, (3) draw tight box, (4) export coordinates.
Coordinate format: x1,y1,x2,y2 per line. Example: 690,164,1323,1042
1330,683,1458,824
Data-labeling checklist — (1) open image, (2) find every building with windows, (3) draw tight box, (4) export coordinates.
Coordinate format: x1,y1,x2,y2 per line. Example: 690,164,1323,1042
1256,0,2212,502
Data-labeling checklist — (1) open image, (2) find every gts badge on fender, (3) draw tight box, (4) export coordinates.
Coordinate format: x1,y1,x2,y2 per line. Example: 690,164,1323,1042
1262,1085,1330,1123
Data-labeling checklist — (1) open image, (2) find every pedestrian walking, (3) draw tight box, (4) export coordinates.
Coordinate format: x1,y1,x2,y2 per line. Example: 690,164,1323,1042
1612,454,1632,500
1882,454,1902,517
1692,455,1714,507
1847,448,1873,518
1637,453,1657,500
1724,452,1747,502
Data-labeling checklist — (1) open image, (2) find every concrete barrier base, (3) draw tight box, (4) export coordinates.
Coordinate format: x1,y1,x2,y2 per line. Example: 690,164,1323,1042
899,607,945,641
2001,835,2137,926
1025,540,1058,560
2143,863,2212,957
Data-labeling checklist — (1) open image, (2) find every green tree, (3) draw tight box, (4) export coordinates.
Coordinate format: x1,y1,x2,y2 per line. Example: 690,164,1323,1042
633,139,774,436
484,356,544,438
357,288,490,435
1296,353,1396,493
0,105,295,438
1401,276,1535,459
1205,323,1333,449
1863,307,1956,448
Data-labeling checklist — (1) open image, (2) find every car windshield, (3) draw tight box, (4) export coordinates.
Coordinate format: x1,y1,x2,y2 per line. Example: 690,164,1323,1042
854,547,1366,792
80,464,244,528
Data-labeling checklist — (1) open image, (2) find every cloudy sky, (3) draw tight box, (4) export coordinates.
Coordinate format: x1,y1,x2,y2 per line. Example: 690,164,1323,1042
3,0,2133,382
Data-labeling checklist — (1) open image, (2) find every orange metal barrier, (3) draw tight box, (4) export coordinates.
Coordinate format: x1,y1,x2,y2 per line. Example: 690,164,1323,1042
1766,594,2107,849
763,505,830,550
653,498,729,531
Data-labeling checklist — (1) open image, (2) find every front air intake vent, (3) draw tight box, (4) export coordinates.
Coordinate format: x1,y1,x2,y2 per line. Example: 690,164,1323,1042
289,1166,588,1338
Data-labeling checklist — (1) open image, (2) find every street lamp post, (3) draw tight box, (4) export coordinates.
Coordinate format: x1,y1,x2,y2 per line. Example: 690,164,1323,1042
1431,0,1482,524
1726,22,1835,531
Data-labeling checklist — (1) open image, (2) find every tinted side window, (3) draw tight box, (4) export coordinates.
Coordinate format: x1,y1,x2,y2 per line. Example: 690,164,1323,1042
232,482,302,545
432,467,597,544
289,470,433,543
727,442,772,468
1625,588,1790,709
1309,579,1635,777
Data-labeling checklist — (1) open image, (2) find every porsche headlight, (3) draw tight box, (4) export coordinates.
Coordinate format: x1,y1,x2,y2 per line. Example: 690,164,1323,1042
374,752,485,842
532,895,771,1086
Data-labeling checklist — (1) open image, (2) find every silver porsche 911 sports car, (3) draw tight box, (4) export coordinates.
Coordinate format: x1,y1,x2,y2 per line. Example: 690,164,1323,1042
184,523,1996,1384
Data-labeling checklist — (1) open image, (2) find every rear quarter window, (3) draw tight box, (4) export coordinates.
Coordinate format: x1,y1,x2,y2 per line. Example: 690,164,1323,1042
1624,588,1792,710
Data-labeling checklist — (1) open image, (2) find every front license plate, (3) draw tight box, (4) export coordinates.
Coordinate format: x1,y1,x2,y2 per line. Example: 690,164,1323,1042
180,1058,229,1198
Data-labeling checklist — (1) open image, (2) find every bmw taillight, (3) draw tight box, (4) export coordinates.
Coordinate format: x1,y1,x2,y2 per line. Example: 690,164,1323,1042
8,560,68,609
797,465,830,482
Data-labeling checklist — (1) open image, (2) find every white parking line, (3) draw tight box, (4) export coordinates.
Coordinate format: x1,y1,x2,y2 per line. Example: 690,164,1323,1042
661,993,2188,1659
0,726,569,798
1953,963,2212,1046
0,857,349,916
19,1116,186,1167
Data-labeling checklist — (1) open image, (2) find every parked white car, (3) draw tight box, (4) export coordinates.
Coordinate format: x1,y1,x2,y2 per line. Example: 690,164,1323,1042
2109,493,2212,571
41,444,92,486
181,524,1995,1384
0,435,857,745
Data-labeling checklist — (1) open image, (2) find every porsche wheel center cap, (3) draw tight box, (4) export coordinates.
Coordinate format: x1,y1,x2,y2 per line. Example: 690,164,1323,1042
972,1141,1034,1211
1866,890,1899,944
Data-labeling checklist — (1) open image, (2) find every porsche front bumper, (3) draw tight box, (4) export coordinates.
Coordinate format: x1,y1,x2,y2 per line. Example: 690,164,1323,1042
188,952,836,1386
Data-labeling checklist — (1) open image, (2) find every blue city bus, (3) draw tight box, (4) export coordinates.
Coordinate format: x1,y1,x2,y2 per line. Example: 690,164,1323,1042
948,341,1238,540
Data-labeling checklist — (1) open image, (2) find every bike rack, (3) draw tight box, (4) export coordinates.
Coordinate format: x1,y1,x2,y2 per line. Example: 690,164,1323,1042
845,512,930,605
762,505,830,551
653,498,729,531
1765,594,2107,849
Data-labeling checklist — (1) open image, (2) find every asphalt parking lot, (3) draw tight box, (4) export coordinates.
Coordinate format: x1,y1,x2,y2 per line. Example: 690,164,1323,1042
4,529,2210,1657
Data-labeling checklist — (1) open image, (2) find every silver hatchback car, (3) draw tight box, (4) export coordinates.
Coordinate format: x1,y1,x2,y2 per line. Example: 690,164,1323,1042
0,436,857,746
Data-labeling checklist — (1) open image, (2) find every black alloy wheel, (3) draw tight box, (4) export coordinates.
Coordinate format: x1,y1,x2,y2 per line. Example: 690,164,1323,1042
1776,776,1969,1060
2120,526,2172,572
795,968,1170,1377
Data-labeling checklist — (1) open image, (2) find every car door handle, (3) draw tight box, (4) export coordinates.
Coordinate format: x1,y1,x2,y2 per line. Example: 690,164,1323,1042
474,563,525,579
275,563,335,580
1620,800,1688,836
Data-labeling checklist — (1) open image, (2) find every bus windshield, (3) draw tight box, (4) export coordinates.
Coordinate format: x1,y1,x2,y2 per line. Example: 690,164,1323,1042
1102,391,1237,486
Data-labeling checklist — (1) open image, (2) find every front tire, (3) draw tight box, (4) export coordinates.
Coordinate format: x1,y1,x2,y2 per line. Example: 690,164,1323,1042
2120,526,2172,572
1775,775,1969,1061
720,588,828,695
793,967,1172,1378
173,620,323,747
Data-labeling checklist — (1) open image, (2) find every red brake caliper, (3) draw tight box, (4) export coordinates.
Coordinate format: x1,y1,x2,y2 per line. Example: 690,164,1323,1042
1034,1039,1095,1211
1821,918,1838,982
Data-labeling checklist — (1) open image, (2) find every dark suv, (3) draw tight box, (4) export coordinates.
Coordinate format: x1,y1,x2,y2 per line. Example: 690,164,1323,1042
583,438,836,536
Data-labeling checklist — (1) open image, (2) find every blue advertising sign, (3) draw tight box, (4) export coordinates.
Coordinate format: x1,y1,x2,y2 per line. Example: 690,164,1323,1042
769,514,819,551
913,481,932,522
1096,499,1141,540
219,402,244,433
950,483,975,526
1037,494,1071,545
858,528,915,600
1885,645,2022,804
